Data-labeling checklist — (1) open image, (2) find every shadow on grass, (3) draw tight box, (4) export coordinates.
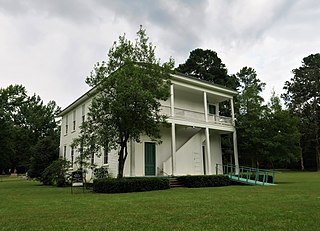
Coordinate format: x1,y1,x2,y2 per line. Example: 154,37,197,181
275,181,295,185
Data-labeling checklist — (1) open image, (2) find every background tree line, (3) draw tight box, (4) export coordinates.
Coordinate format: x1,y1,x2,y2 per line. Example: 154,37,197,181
1,44,319,177
0,85,60,177
177,48,319,170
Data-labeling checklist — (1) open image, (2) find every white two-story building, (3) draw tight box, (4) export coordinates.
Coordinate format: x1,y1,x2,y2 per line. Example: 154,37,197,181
58,74,238,179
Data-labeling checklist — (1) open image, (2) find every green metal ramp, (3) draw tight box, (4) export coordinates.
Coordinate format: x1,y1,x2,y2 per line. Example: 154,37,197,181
216,164,276,186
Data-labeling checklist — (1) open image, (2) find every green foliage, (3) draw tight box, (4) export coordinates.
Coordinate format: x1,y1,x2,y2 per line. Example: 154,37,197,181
93,177,170,193
28,136,59,179
176,48,238,89
236,67,266,166
262,92,301,167
0,85,60,174
40,159,69,186
93,166,111,179
236,68,301,168
177,175,230,188
73,26,174,178
176,48,239,117
283,53,320,170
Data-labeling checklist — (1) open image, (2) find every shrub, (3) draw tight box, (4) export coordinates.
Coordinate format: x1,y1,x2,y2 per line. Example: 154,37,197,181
28,136,59,180
177,175,230,188
93,177,170,193
93,166,111,179
40,159,69,186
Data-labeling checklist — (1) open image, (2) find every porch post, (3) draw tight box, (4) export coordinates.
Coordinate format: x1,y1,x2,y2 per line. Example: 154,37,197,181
204,91,208,122
215,103,219,116
170,84,174,116
171,123,176,176
170,84,176,176
205,127,212,175
233,131,239,172
231,98,239,173
230,97,235,123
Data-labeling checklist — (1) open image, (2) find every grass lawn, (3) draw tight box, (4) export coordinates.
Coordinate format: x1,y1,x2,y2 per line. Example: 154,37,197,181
0,172,320,231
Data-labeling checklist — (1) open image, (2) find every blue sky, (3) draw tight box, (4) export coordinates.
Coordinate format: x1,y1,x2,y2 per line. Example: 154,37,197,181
1,0,319,108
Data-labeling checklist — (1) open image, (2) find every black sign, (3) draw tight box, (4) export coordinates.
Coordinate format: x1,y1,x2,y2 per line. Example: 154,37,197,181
72,170,83,185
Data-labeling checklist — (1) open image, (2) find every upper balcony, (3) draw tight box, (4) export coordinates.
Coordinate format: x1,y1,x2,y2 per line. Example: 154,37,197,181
160,74,238,132
161,105,232,125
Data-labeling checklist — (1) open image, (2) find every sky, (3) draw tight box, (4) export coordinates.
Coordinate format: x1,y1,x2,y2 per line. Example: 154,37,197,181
1,0,320,109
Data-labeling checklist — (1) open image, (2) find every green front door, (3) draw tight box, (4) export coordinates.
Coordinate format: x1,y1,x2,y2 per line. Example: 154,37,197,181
145,142,156,176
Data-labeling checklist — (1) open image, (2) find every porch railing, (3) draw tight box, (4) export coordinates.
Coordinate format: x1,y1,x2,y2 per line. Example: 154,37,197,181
161,105,232,126
216,163,277,185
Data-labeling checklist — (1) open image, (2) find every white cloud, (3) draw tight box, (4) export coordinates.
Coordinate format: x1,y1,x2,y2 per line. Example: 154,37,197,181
0,0,319,108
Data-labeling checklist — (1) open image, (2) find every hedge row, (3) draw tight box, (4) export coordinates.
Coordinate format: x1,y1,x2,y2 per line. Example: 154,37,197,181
177,175,230,188
93,177,170,193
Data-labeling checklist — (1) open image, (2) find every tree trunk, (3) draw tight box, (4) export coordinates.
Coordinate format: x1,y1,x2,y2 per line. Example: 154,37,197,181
117,138,129,178
316,144,320,171
300,153,305,171
117,145,125,178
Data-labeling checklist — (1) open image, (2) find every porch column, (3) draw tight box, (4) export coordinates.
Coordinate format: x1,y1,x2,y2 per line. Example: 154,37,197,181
171,123,176,176
204,91,208,122
205,127,212,175
215,103,219,116
170,84,174,116
230,97,235,124
233,131,239,173
231,98,239,173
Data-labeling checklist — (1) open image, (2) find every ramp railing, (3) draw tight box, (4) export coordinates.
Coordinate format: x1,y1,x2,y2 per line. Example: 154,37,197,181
216,164,276,185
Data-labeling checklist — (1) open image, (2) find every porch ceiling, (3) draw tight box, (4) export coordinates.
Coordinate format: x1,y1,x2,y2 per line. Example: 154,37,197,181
174,85,230,103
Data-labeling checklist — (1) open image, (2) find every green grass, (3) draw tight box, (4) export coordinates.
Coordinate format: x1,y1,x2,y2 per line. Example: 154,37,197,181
1,172,320,231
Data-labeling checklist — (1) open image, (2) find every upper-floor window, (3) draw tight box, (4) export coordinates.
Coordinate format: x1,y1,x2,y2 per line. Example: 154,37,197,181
72,110,76,131
104,146,108,165
71,147,74,166
65,115,68,135
82,104,85,123
208,104,216,115
91,153,94,165
63,146,67,159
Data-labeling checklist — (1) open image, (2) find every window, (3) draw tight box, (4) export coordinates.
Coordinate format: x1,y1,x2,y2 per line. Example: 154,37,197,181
91,153,94,165
72,110,76,131
65,115,68,134
82,104,85,123
208,104,216,115
63,146,67,159
71,147,74,166
103,149,108,165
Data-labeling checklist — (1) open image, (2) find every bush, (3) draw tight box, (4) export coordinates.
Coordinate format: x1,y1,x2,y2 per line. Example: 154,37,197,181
93,166,111,179
40,159,69,186
93,177,170,193
177,175,230,188
28,136,59,180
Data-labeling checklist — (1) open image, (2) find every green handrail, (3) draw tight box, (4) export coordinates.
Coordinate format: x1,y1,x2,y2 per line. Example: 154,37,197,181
216,163,277,185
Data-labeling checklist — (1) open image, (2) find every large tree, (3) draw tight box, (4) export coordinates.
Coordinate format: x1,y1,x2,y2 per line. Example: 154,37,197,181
0,85,27,173
262,92,301,168
74,26,174,178
0,85,60,174
177,48,238,118
28,136,59,179
283,53,320,170
176,48,238,89
236,67,266,167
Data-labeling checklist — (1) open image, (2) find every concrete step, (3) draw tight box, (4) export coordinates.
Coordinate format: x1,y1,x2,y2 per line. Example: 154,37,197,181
169,178,184,188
